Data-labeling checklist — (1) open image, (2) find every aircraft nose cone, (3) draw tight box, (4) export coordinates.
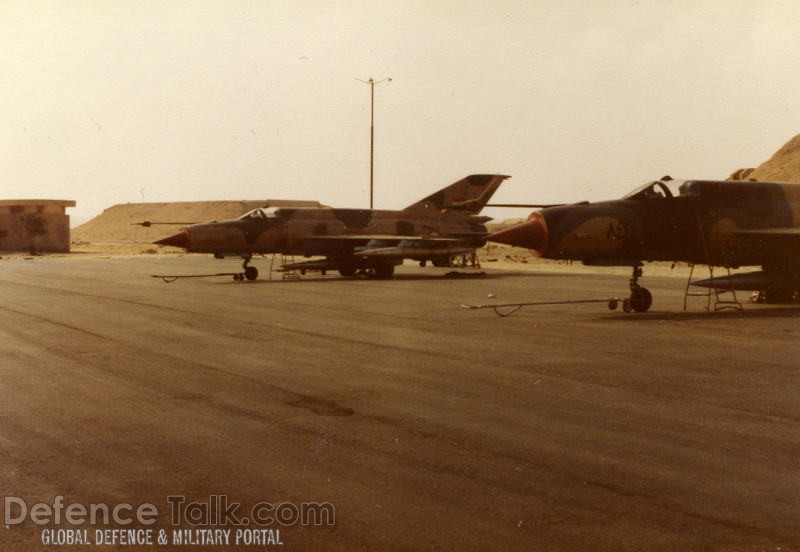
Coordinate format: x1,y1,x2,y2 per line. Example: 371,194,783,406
489,211,548,256
154,228,190,249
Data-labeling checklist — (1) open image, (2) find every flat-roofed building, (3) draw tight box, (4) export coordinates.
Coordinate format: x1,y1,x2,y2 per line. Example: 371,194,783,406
0,200,76,253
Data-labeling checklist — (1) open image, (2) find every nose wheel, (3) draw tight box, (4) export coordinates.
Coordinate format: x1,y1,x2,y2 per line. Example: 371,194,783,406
244,266,259,281
234,255,259,281
623,265,652,312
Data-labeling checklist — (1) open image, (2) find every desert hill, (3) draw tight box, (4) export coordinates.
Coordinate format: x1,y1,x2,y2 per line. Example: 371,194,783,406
72,199,324,245
747,133,800,182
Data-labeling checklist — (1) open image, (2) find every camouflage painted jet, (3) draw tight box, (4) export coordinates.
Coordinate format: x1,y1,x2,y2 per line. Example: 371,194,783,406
155,174,509,281
489,176,800,311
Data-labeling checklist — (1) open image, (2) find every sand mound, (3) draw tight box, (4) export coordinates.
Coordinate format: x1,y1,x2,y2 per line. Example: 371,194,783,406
747,133,800,182
72,199,324,244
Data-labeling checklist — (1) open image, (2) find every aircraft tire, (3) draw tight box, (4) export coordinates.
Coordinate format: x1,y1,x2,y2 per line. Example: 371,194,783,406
630,287,652,312
374,263,395,279
244,266,259,281
338,266,357,277
765,288,797,303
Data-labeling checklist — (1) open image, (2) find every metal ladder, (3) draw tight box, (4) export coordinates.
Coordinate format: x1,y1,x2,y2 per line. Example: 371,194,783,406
683,263,742,312
269,254,302,281
682,212,742,311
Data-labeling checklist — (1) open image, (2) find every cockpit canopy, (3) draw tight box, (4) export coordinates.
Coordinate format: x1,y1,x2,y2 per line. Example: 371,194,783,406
238,207,282,220
623,177,703,200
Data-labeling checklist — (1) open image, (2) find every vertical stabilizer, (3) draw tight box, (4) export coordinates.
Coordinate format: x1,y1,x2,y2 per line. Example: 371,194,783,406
402,174,509,215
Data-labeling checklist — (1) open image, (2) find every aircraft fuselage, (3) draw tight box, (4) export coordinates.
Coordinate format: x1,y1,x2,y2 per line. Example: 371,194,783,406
169,207,491,258
153,174,509,280
489,178,800,309
496,179,800,269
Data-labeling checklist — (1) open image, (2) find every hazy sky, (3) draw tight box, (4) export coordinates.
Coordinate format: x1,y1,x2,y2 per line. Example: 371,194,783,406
3,1,800,225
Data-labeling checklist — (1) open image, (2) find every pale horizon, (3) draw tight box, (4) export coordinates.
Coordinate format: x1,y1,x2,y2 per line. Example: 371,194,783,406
3,1,799,227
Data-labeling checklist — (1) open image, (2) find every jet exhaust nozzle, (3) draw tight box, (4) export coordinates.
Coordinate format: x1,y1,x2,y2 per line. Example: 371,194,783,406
489,211,548,256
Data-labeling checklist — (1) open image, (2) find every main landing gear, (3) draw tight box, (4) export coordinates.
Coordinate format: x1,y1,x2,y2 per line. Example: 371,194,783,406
337,262,395,279
233,255,259,281
619,265,652,313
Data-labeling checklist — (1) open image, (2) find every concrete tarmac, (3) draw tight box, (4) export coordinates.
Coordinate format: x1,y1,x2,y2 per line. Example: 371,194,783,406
1,255,799,551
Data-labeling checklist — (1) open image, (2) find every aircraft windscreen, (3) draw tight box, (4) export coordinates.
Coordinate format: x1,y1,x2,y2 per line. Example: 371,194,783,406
238,208,281,220
624,179,687,200
238,209,266,220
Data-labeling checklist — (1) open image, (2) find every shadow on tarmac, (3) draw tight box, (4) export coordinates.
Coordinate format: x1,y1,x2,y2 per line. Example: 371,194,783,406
600,305,800,322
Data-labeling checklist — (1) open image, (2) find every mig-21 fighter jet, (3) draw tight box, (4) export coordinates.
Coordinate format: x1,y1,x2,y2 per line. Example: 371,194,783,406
154,174,509,281
488,176,800,312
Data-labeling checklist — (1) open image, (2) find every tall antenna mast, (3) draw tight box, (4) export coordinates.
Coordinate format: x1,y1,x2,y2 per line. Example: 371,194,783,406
357,77,391,208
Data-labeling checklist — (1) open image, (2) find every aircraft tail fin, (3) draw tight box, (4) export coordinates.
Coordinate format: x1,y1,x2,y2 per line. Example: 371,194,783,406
402,174,509,215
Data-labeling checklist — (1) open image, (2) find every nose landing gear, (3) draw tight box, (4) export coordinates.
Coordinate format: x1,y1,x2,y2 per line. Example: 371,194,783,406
622,265,652,312
234,254,259,281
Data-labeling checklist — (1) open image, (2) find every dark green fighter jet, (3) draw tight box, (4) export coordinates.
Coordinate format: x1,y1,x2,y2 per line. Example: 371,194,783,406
489,176,800,312
155,174,509,280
